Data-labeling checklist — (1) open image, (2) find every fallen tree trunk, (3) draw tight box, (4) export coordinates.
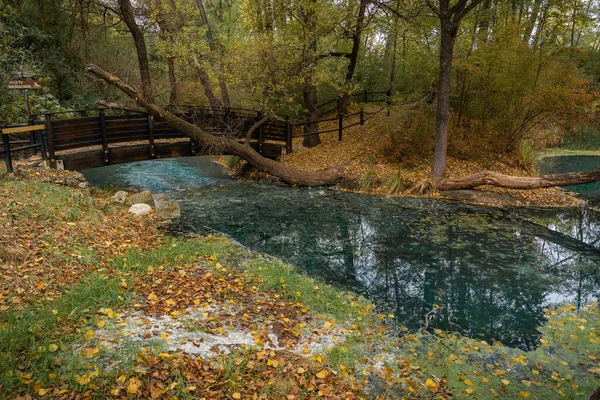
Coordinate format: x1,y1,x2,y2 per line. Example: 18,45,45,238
437,169,600,191
87,64,354,186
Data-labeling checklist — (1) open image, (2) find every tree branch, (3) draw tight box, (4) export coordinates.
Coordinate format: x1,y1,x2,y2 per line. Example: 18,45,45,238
316,52,352,61
424,0,441,17
244,116,270,146
449,0,469,15
453,0,486,23
95,100,146,114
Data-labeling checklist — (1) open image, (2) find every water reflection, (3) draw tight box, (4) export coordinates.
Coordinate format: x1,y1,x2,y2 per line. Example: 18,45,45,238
83,158,600,350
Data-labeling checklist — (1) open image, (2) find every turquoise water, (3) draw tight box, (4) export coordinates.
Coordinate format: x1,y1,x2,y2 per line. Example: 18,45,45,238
537,155,600,197
83,158,600,350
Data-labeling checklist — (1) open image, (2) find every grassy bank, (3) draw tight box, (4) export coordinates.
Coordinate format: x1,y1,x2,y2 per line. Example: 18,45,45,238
1,170,598,399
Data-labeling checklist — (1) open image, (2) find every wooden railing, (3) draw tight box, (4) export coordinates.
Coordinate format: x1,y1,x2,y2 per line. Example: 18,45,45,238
316,89,392,116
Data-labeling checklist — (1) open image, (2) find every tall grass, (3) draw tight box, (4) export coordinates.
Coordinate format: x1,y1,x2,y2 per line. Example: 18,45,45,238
562,127,600,150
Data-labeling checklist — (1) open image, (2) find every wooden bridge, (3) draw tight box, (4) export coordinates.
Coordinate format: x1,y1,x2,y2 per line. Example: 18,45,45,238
1,90,392,173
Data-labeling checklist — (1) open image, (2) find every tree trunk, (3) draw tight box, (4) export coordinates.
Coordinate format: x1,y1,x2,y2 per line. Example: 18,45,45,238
340,0,367,113
303,80,321,147
194,0,231,108
301,0,321,148
166,56,178,105
523,0,542,44
437,169,600,191
191,53,222,108
117,0,154,102
431,16,456,180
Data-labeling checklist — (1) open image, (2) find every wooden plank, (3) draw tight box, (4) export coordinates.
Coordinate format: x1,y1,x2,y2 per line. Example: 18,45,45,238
53,129,102,140
52,116,100,127
2,124,45,134
106,130,152,140
57,149,104,171
54,139,103,151
52,122,101,134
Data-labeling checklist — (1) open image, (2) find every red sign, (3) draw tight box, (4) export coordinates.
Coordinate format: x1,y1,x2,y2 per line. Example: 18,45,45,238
7,80,43,89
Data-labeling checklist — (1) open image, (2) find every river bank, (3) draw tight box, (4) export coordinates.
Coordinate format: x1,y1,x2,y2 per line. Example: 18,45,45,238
1,165,599,399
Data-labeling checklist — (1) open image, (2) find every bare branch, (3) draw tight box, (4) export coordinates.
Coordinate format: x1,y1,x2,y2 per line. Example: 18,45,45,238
453,0,486,23
449,0,469,15
424,0,441,17
244,116,271,146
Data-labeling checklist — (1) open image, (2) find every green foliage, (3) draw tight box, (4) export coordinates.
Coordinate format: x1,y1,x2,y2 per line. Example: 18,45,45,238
452,24,591,156
224,155,241,169
359,169,376,191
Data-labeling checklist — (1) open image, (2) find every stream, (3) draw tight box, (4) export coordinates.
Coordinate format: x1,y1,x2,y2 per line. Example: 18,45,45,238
82,156,600,351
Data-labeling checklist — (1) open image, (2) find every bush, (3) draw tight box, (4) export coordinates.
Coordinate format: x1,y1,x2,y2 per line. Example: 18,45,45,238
382,104,435,166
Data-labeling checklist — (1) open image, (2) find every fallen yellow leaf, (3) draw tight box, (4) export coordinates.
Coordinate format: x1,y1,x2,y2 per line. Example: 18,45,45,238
127,382,138,394
316,370,328,379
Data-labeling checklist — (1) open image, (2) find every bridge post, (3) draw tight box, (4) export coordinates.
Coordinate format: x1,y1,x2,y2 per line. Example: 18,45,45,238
33,115,47,161
338,113,343,142
2,131,13,173
257,111,264,155
386,89,392,117
364,90,368,103
44,114,56,167
99,109,109,164
360,107,365,135
147,115,156,158
285,117,293,155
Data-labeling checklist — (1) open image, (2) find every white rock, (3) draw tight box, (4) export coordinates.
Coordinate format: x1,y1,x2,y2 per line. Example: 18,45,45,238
78,182,89,189
128,203,152,216
111,190,129,203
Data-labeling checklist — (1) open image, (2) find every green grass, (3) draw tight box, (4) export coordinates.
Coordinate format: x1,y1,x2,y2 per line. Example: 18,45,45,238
244,254,376,326
3,180,102,224
359,169,376,191
395,303,600,399
537,148,600,159
384,170,405,194
0,275,128,390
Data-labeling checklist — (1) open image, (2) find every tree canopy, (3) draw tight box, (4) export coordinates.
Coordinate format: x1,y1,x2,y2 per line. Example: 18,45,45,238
2,0,600,180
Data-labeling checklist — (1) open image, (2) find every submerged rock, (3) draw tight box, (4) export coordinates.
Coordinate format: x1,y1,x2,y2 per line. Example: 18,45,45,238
129,203,152,216
128,190,155,207
156,200,181,220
